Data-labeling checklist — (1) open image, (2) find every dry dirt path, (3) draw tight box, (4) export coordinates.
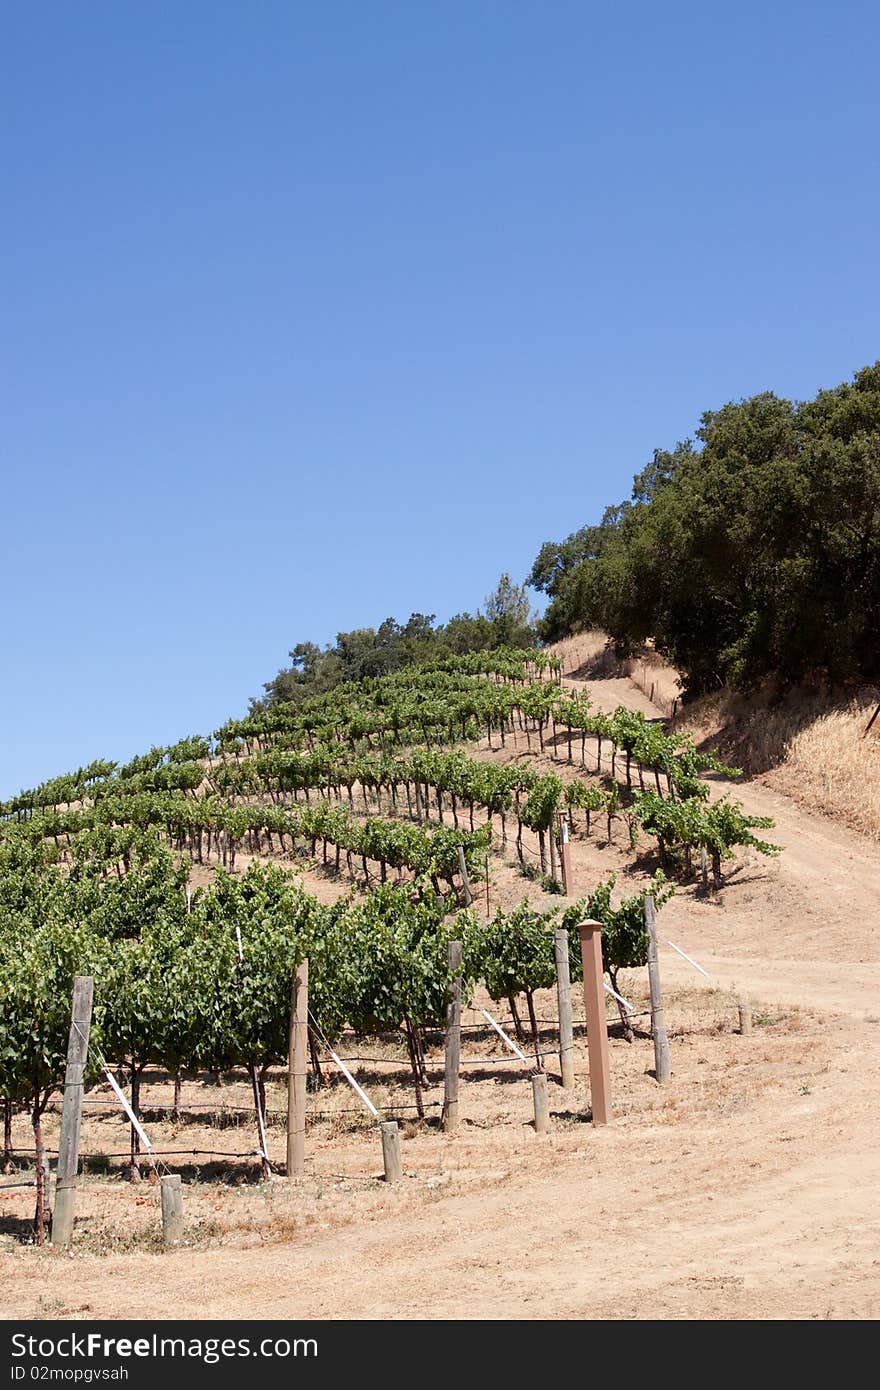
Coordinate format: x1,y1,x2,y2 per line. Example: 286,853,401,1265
7,1014,877,1321
565,670,880,1020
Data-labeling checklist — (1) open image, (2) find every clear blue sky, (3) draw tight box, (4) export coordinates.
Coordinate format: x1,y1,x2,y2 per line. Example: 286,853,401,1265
3,1,878,796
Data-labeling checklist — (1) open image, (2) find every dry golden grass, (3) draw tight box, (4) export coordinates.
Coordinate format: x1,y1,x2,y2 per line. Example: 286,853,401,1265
555,631,880,839
674,686,880,840
755,698,880,839
551,631,613,675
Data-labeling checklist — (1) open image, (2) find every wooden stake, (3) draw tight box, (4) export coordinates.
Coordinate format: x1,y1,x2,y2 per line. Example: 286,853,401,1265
532,1072,550,1133
554,930,575,1088
557,811,573,896
863,700,880,738
644,896,671,1084
381,1121,402,1183
50,975,93,1248
41,1153,51,1216
485,852,491,918
456,845,473,906
160,1174,184,1247
287,959,309,1178
442,941,462,1133
577,921,612,1125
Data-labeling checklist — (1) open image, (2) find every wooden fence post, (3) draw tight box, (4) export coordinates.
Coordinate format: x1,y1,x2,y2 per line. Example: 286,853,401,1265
577,922,612,1125
554,929,575,1089
644,897,671,1083
287,959,308,1178
442,941,462,1132
532,1073,550,1133
50,975,93,1248
557,811,573,896
381,1121,402,1183
160,1174,184,1246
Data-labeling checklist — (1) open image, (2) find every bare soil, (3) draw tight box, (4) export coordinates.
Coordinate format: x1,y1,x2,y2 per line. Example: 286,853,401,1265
3,659,879,1321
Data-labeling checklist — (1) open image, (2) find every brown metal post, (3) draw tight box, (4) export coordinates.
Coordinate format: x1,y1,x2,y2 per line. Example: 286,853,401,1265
577,921,612,1126
557,811,573,896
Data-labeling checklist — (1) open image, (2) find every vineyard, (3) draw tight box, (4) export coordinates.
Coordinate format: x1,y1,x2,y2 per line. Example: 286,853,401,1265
0,644,794,1275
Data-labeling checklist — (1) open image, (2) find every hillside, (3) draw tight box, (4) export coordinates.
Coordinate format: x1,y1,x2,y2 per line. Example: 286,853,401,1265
2,646,878,1320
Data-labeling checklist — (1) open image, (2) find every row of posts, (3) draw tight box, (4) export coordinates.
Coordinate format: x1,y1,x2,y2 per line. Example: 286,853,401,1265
48,890,674,1241
458,813,574,909
49,812,577,1242
335,917,613,1187
382,891,694,1168
380,914,615,1184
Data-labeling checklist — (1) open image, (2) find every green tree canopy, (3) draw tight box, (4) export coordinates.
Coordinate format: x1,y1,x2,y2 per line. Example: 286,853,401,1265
530,361,880,693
